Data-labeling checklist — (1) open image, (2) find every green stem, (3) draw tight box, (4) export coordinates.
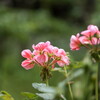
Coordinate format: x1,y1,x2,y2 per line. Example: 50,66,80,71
45,67,50,86
64,67,74,100
96,63,98,100
46,78,49,86
82,44,91,50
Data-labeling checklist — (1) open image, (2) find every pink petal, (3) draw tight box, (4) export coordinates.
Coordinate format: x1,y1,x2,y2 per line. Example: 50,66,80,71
87,25,99,35
21,49,32,58
57,61,65,67
79,36,91,44
81,30,91,37
32,41,51,51
58,49,66,56
57,56,70,67
70,35,81,50
21,60,34,70
91,37,98,45
34,54,48,65
44,45,54,54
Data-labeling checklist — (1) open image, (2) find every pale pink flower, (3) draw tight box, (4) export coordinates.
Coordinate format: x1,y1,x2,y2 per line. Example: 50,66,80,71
81,25,99,37
87,25,99,34
57,49,66,56
79,36,91,45
21,60,34,70
57,61,66,67
91,37,100,45
21,49,34,69
21,41,70,69
81,30,91,37
70,24,100,51
52,47,59,54
57,56,70,67
80,36,99,45
21,49,32,59
34,53,48,66
32,41,51,51
51,48,70,67
70,33,81,50
43,45,54,54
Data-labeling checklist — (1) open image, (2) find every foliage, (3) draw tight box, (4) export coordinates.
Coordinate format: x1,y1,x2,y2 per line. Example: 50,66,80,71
0,91,14,100
21,92,37,100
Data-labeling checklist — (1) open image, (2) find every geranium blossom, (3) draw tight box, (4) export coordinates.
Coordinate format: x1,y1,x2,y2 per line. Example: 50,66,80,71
21,41,70,70
21,49,35,70
70,25,100,50
70,33,81,50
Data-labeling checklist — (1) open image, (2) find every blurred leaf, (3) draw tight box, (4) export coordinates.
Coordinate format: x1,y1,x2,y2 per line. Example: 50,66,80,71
0,91,14,100
52,68,62,71
32,83,56,93
21,92,37,100
51,68,64,73
58,69,84,88
60,94,67,100
82,53,93,66
36,93,55,100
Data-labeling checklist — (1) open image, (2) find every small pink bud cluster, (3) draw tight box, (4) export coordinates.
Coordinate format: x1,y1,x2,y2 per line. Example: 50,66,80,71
21,41,70,70
70,25,100,50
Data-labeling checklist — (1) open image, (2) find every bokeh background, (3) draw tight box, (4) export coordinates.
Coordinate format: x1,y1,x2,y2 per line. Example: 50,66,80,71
0,0,100,100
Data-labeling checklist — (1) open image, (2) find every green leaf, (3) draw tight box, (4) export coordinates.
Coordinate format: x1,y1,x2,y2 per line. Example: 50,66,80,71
58,69,84,88
36,93,55,100
52,68,62,71
21,92,37,100
32,83,56,93
60,94,67,100
32,83,46,89
0,91,14,100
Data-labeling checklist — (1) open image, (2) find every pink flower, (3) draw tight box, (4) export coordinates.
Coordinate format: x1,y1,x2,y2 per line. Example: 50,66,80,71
80,25,100,45
79,36,99,45
79,36,91,45
52,47,59,54
87,25,99,34
51,48,70,67
21,49,34,70
70,24,100,51
32,41,51,51
21,41,70,70
45,45,55,54
70,33,81,50
81,30,91,37
81,25,99,37
34,53,48,66
21,60,34,70
57,49,66,56
57,56,70,67
21,49,32,59
91,37,100,45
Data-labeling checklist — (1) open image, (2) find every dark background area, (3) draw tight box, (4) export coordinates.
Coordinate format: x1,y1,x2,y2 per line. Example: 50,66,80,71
0,0,100,100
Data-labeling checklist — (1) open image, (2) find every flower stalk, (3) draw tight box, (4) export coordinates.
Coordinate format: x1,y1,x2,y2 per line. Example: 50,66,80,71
64,66,74,100
96,63,99,100
40,67,52,85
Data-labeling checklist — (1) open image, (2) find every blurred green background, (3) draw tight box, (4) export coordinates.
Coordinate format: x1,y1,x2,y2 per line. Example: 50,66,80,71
0,0,100,100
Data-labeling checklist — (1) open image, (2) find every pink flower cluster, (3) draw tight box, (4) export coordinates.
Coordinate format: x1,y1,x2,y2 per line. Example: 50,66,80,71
21,41,70,70
70,25,100,50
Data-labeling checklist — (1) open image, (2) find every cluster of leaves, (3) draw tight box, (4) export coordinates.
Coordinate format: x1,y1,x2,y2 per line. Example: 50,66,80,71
0,68,84,100
0,91,14,100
